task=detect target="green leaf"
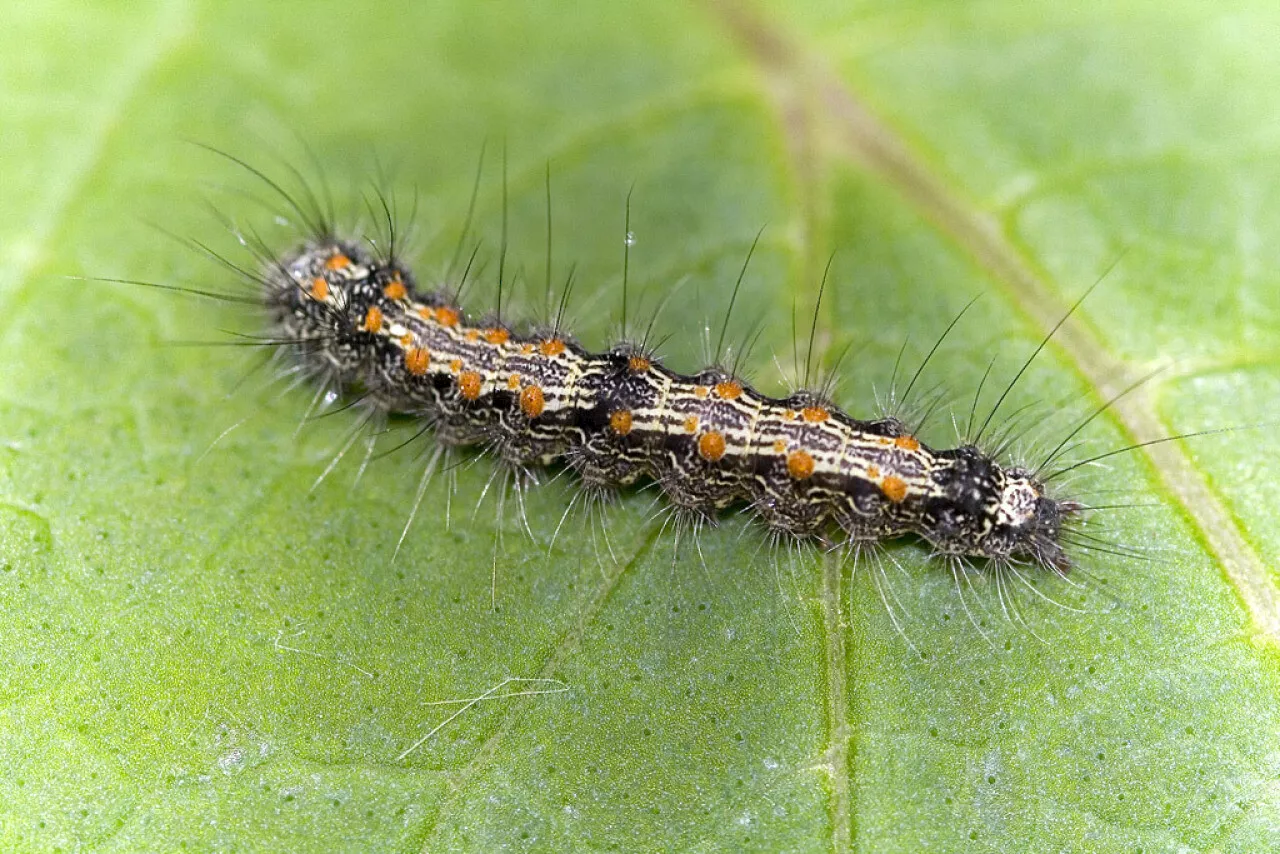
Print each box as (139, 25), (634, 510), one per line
(3, 1), (1280, 850)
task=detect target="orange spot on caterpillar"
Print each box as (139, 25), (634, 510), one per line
(782, 410), (796, 420)
(465, 330), (479, 341)
(540, 339), (566, 357)
(715, 381), (742, 400)
(802, 406), (829, 423)
(383, 280), (408, 300)
(449, 358), (463, 373)
(485, 328), (509, 345)
(894, 435), (920, 451)
(520, 385), (545, 418)
(881, 476), (908, 503)
(436, 306), (459, 327)
(361, 306), (384, 333)
(772, 439), (786, 453)
(404, 348), (430, 376)
(507, 374), (521, 390)
(628, 355), (651, 373)
(877, 436), (893, 446)
(324, 253), (351, 270)
(683, 416), (699, 433)
(458, 371), (482, 401)
(609, 410), (633, 436)
(309, 277), (329, 300)
(698, 431), (726, 462)
(787, 449), (815, 480)
(867, 464), (880, 479)
(521, 343), (534, 355)
(399, 334), (414, 346)
(694, 386), (709, 399)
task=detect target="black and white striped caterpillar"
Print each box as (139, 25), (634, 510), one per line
(262, 237), (1084, 575)
(119, 150), (1184, 590)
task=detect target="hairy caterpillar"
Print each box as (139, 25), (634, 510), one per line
(112, 148), (1196, 604)
(209, 165), (1110, 584)
(278, 233), (1092, 569)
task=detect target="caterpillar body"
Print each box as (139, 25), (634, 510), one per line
(268, 233), (1083, 573)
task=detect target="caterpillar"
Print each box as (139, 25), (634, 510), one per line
(112, 148), (1191, 602)
(250, 202), (1086, 577)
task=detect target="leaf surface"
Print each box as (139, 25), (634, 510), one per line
(2, 1), (1279, 851)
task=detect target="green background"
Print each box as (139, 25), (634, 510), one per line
(2, 1), (1279, 851)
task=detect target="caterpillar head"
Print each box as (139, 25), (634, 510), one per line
(924, 448), (1082, 571)
(987, 467), (1083, 571)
